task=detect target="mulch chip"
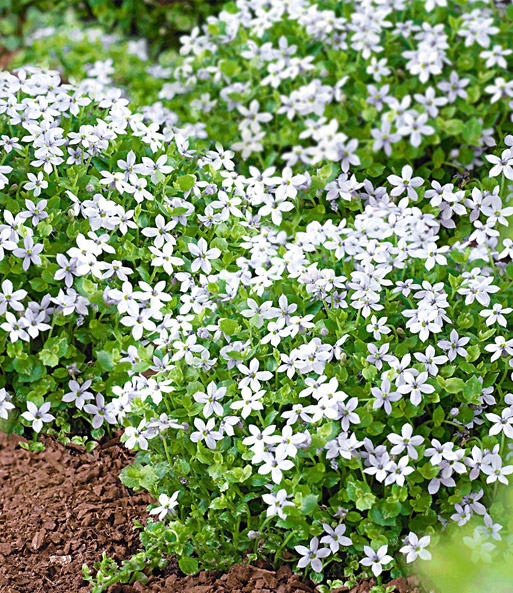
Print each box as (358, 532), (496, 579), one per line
(0, 432), (420, 593)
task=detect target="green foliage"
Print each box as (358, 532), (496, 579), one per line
(4, 0), (513, 590)
(0, 0), (223, 53)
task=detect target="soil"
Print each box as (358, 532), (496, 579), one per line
(0, 432), (421, 593)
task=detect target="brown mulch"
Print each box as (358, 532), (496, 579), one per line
(139, 569), (422, 593)
(0, 431), (153, 593)
(0, 431), (420, 593)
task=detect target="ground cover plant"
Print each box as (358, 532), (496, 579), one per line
(0, 0), (223, 55)
(2, 0), (513, 591)
(20, 0), (513, 191)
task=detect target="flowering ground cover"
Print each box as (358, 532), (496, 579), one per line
(0, 431), (419, 593)
(2, 0), (513, 591)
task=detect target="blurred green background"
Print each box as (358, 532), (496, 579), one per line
(0, 0), (223, 55)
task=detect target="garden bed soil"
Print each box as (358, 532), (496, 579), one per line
(0, 432), (420, 593)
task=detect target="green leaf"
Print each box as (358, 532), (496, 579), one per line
(362, 366), (377, 381)
(457, 406), (474, 425)
(433, 406), (445, 427)
(310, 175), (325, 191)
(219, 59), (240, 77)
(367, 163), (385, 177)
(410, 492), (432, 512)
(138, 465), (158, 489)
(179, 557), (199, 575)
(210, 495), (228, 510)
(17, 361), (45, 383)
(29, 277), (49, 292)
(89, 320), (111, 341)
(306, 463), (326, 484)
(119, 463), (143, 489)
(13, 356), (33, 375)
(301, 493), (319, 515)
(432, 147), (445, 169)
(479, 328), (495, 341)
(168, 206), (189, 217)
(356, 492), (376, 511)
(175, 174), (196, 192)
(368, 421), (385, 436)
(462, 376), (482, 402)
(211, 237), (228, 252)
(445, 378), (465, 394)
(443, 119), (465, 136)
(467, 344), (480, 362)
(219, 318), (241, 336)
(462, 118), (482, 145)
(96, 350), (114, 371)
(38, 349), (59, 367)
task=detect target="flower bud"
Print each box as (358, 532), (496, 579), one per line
(248, 530), (261, 540)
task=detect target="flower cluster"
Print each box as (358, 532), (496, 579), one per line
(4, 0), (513, 588)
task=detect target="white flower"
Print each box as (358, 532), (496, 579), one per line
(124, 420), (150, 450)
(400, 533), (431, 563)
(320, 523), (352, 553)
(239, 358), (273, 390)
(384, 455), (414, 486)
(485, 409), (513, 439)
(257, 450), (294, 484)
(295, 537), (331, 573)
(438, 330), (470, 362)
(262, 489), (294, 520)
(485, 336), (513, 362)
(482, 455), (513, 485)
(149, 491), (180, 521)
(12, 235), (44, 271)
(0, 388), (14, 420)
(0, 165), (12, 190)
(366, 315), (390, 340)
(150, 242), (184, 275)
(193, 382), (226, 418)
(480, 304), (511, 327)
(21, 401), (55, 433)
(188, 238), (221, 274)
(486, 150), (513, 179)
(230, 387), (264, 418)
(24, 172), (48, 197)
(1, 312), (30, 343)
(84, 394), (117, 429)
(388, 165), (424, 200)
(388, 424), (424, 460)
(398, 371), (434, 406)
(360, 544), (393, 576)
(371, 378), (401, 414)
(190, 418), (223, 450)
